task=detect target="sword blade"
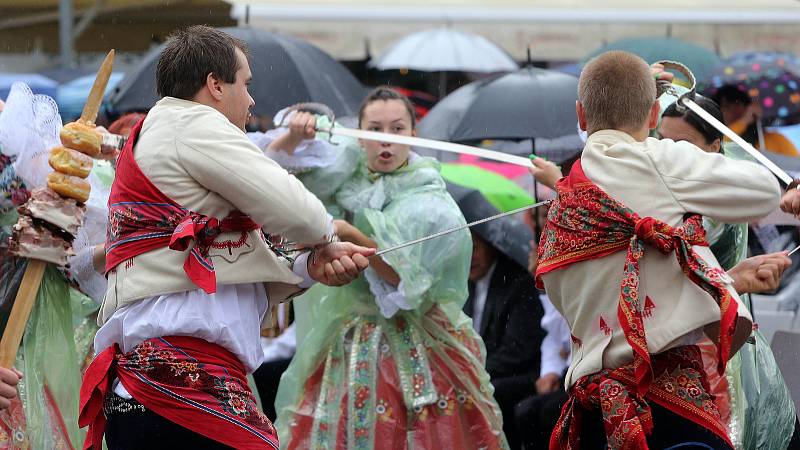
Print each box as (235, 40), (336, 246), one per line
(681, 98), (794, 185)
(322, 126), (534, 168)
(374, 200), (551, 257)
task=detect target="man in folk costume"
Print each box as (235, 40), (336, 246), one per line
(78, 26), (373, 450)
(536, 51), (786, 449)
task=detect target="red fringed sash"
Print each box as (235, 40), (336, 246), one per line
(536, 160), (738, 448)
(79, 337), (278, 450)
(104, 116), (259, 294)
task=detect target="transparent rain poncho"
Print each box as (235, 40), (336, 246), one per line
(265, 117), (509, 449)
(703, 143), (797, 450)
(0, 82), (105, 449)
(657, 85), (796, 448)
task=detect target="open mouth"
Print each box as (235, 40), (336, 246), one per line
(379, 151), (393, 160)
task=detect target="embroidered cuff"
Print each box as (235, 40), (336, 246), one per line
(364, 265), (411, 319)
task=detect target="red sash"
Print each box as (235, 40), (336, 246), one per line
(79, 337), (278, 450)
(105, 116), (260, 294)
(550, 346), (731, 450)
(536, 160), (738, 448)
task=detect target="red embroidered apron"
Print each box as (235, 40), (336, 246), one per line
(79, 336), (278, 450)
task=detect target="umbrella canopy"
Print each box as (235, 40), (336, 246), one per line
(0, 73), (57, 102)
(701, 52), (800, 122)
(371, 28), (518, 73)
(441, 163), (533, 212)
(418, 66), (580, 144)
(57, 72), (125, 122)
(583, 36), (720, 82)
(455, 189), (533, 269)
(108, 27), (366, 119)
(772, 124), (800, 153)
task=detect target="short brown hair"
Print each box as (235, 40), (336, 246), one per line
(156, 25), (250, 100)
(578, 51), (656, 133)
(358, 86), (416, 129)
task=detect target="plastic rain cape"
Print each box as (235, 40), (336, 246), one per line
(270, 117), (508, 449)
(0, 82), (107, 449)
(658, 86), (796, 449)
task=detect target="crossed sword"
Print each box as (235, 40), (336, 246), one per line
(310, 97), (795, 256)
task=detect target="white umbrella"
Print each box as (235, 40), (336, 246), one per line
(371, 28), (518, 96)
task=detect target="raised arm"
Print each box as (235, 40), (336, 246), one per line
(178, 118), (330, 244)
(649, 140), (781, 223)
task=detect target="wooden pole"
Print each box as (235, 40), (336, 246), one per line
(0, 260), (46, 368)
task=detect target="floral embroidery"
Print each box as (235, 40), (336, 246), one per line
(536, 160), (738, 395)
(111, 337), (276, 447)
(346, 321), (381, 450)
(551, 346), (731, 450)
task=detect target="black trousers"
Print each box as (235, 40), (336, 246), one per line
(252, 357), (292, 422)
(104, 393), (235, 450)
(514, 389), (568, 450)
(578, 402), (734, 450)
(491, 373), (539, 450)
(789, 416), (800, 450)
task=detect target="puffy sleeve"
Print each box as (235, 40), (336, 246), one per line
(647, 139), (781, 224)
(177, 113), (330, 244)
(355, 190), (471, 317)
(251, 115), (362, 216)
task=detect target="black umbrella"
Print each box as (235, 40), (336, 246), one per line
(108, 27), (366, 119)
(455, 190), (533, 269)
(419, 66), (580, 143)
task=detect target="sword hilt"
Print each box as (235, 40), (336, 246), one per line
(654, 60), (697, 113)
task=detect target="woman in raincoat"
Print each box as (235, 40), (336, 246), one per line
(658, 93), (799, 450)
(255, 87), (508, 450)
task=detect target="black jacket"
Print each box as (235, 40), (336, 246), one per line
(464, 253), (545, 380)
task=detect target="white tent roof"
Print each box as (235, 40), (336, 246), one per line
(226, 1), (800, 60)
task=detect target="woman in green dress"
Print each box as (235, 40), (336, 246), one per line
(259, 87), (508, 450)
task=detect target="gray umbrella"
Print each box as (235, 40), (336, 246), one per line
(419, 66), (579, 141)
(417, 66), (582, 162)
(455, 190), (533, 269)
(108, 27), (366, 118)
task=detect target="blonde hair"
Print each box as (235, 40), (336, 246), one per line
(578, 51), (656, 133)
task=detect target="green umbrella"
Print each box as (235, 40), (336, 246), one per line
(441, 163), (534, 212)
(583, 37), (720, 82)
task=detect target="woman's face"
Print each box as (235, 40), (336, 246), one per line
(659, 116), (721, 153)
(359, 99), (414, 173)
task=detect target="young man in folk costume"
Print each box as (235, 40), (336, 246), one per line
(78, 26), (373, 450)
(535, 51), (783, 449)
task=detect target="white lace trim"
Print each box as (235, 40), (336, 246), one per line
(364, 265), (410, 319)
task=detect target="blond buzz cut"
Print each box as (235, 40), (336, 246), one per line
(578, 50), (657, 134)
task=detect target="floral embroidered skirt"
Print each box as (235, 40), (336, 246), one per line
(276, 304), (508, 450)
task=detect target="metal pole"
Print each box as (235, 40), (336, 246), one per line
(59, 0), (75, 68)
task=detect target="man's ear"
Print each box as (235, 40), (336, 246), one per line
(710, 138), (722, 153)
(647, 101), (661, 130)
(205, 73), (224, 101)
(576, 101), (587, 131)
